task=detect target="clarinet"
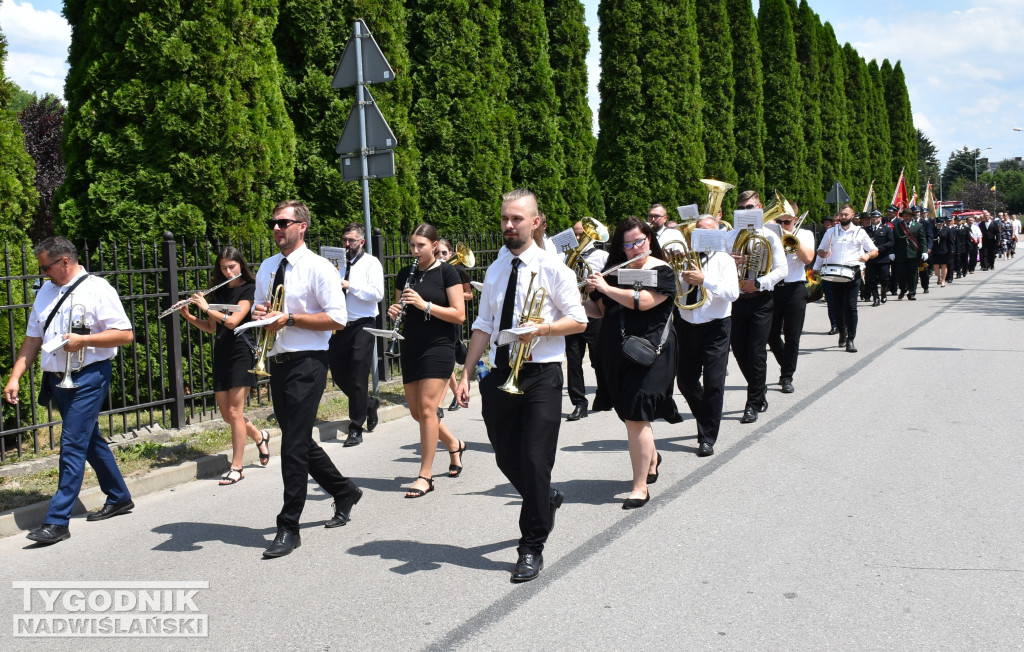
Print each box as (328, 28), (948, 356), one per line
(385, 263), (417, 357)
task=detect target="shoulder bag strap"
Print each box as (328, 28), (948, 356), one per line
(42, 274), (91, 333)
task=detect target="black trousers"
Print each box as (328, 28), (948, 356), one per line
(888, 262), (899, 294)
(730, 292), (773, 408)
(864, 262), (890, 301)
(480, 363), (562, 556)
(896, 259), (920, 295)
(328, 317), (375, 430)
(676, 316), (731, 446)
(270, 351), (356, 534)
(768, 283), (807, 380)
(565, 318), (601, 409)
(827, 270), (862, 339)
(919, 264), (931, 290)
(821, 281), (837, 329)
(955, 251), (968, 276)
(967, 243), (979, 272)
(981, 244), (996, 270)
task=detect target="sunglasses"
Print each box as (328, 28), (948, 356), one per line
(739, 203), (758, 210)
(39, 257), (66, 273)
(267, 218), (302, 230)
(623, 237), (648, 250)
(778, 219), (793, 225)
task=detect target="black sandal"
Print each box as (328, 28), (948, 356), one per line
(448, 440), (467, 478)
(405, 476), (434, 498)
(257, 430), (271, 466)
(219, 468), (244, 485)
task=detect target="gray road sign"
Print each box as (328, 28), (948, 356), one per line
(825, 181), (851, 204)
(332, 20), (395, 88)
(336, 87), (397, 154)
(340, 149), (395, 181)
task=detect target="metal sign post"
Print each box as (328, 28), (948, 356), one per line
(824, 181), (851, 218)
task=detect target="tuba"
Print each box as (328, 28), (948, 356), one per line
(56, 297), (89, 389)
(498, 272), (547, 395)
(665, 242), (708, 310)
(448, 243), (475, 268)
(249, 280), (286, 377)
(564, 217), (609, 297)
(702, 178), (735, 232)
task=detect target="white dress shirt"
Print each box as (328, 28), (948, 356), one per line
(970, 223), (982, 244)
(654, 226), (685, 250)
(343, 252), (384, 321)
(725, 227), (788, 291)
(254, 244), (347, 354)
(767, 227), (815, 283)
(565, 245), (609, 277)
(817, 224), (877, 270)
(677, 251), (739, 324)
(472, 241), (587, 365)
(27, 269), (132, 372)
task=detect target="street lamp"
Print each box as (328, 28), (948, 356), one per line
(974, 146), (992, 182)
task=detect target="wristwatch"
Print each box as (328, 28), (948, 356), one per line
(286, 313), (295, 327)
(753, 279), (762, 290)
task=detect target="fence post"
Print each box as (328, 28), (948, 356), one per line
(371, 228), (388, 383)
(161, 232), (186, 428)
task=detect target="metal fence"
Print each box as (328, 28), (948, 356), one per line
(1, 229), (507, 462)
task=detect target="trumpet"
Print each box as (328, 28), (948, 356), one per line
(159, 274), (242, 318)
(249, 280), (286, 377)
(447, 243), (475, 268)
(578, 251), (651, 290)
(498, 272), (547, 395)
(565, 217), (610, 298)
(665, 242), (708, 310)
(56, 298), (89, 389)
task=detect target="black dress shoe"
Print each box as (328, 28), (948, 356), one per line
(871, 299), (880, 307)
(838, 332), (847, 346)
(26, 523), (70, 545)
(567, 404), (588, 421)
(447, 397), (460, 412)
(343, 428), (362, 447)
(696, 442), (714, 457)
(549, 488), (564, 531)
(827, 327), (838, 335)
(898, 290), (905, 300)
(622, 490), (650, 510)
(740, 406), (757, 424)
(365, 397), (380, 432)
(881, 295), (887, 303)
(908, 295), (916, 301)
(780, 377), (794, 393)
(86, 500), (135, 521)
(846, 339), (858, 353)
(326, 486), (363, 528)
(263, 529), (301, 558)
(758, 397), (769, 413)
(511, 553), (544, 583)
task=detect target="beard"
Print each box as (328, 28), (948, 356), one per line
(504, 232), (528, 250)
(840, 217), (853, 226)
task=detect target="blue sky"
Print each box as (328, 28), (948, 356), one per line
(4, 0), (1023, 173)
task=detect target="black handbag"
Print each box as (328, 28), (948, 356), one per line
(454, 339), (468, 365)
(619, 310), (672, 368)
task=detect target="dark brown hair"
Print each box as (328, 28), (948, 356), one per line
(602, 217), (665, 271)
(211, 246), (256, 287)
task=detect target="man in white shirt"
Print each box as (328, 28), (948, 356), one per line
(254, 200), (361, 558)
(4, 237), (135, 545)
(564, 220), (609, 421)
(648, 203), (685, 250)
(456, 189), (587, 583)
(328, 223), (385, 447)
(816, 203), (878, 353)
(673, 216), (739, 457)
(766, 206), (816, 394)
(727, 190), (788, 424)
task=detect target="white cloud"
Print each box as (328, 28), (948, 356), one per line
(1, 0), (70, 97)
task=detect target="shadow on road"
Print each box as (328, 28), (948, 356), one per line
(347, 537), (517, 575)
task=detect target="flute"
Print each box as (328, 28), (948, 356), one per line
(578, 251), (651, 288)
(159, 274), (242, 318)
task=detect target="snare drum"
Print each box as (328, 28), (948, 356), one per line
(820, 264), (857, 283)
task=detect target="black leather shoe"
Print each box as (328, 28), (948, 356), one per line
(26, 523), (70, 545)
(697, 442), (714, 457)
(740, 407), (758, 424)
(511, 553), (544, 583)
(365, 397), (380, 432)
(880, 295), (887, 303)
(343, 428), (362, 448)
(838, 332), (847, 346)
(263, 529), (301, 558)
(827, 327), (838, 335)
(447, 397), (460, 412)
(780, 377), (794, 394)
(567, 404), (588, 421)
(549, 488), (564, 531)
(923, 288), (929, 294)
(872, 299), (880, 307)
(758, 397), (769, 413)
(908, 295), (916, 301)
(898, 290), (905, 300)
(86, 500), (135, 521)
(846, 339), (858, 353)
(622, 490), (650, 510)
(325, 487), (363, 528)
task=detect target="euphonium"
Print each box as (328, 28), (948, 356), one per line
(665, 242), (708, 310)
(498, 272), (547, 395)
(565, 217), (609, 296)
(733, 227), (774, 282)
(448, 243), (475, 268)
(249, 281), (286, 377)
(57, 298), (89, 389)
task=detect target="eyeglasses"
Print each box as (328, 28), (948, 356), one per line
(647, 213), (666, 220)
(778, 219), (793, 225)
(341, 237), (362, 244)
(739, 203), (758, 210)
(438, 250), (450, 257)
(39, 257), (66, 273)
(623, 237), (648, 250)
(267, 219), (302, 230)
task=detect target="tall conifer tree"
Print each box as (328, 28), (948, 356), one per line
(501, 0), (567, 224)
(866, 59), (893, 205)
(696, 0), (737, 197)
(726, 0), (765, 195)
(842, 43), (871, 203)
(886, 61), (918, 191)
(545, 0), (603, 220)
(817, 22), (849, 212)
(758, 0), (806, 203)
(794, 0), (824, 218)
(57, 0), (295, 240)
(0, 9), (39, 241)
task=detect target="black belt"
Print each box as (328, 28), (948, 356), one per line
(268, 350), (321, 364)
(348, 316), (375, 327)
(737, 291), (771, 299)
(775, 281), (804, 287)
(494, 362), (560, 374)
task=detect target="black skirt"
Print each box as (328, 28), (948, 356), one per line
(212, 334), (257, 391)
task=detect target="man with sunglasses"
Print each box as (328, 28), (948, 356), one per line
(4, 237), (135, 545)
(766, 206), (815, 394)
(328, 223), (385, 448)
(648, 203), (685, 250)
(727, 190), (788, 424)
(254, 201), (362, 558)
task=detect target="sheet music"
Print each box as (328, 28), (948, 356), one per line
(550, 228), (579, 255)
(733, 209), (765, 230)
(617, 269), (658, 288)
(207, 304), (243, 313)
(319, 246), (348, 278)
(233, 315), (279, 334)
(676, 204), (700, 221)
(496, 324), (538, 346)
(42, 338), (68, 354)
(690, 228), (728, 253)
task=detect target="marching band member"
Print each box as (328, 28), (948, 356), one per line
(766, 204), (815, 394)
(648, 203), (685, 250)
(564, 220), (608, 421)
(674, 216), (739, 457)
(456, 189), (587, 583)
(816, 204), (878, 353)
(4, 237), (135, 545)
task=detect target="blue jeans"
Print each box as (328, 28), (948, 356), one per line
(45, 360), (131, 526)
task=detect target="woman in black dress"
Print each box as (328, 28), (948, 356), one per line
(180, 247), (270, 485)
(387, 224), (467, 498)
(930, 217), (952, 287)
(583, 217), (681, 509)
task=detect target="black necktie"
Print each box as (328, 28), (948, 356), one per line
(273, 258), (287, 294)
(686, 254), (707, 305)
(495, 257), (521, 369)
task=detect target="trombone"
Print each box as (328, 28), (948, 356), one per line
(249, 280), (286, 377)
(498, 272), (547, 395)
(665, 242), (708, 310)
(56, 297), (89, 389)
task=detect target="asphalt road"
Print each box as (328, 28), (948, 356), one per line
(4, 257), (1023, 651)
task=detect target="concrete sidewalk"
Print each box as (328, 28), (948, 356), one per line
(3, 258), (1023, 650)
